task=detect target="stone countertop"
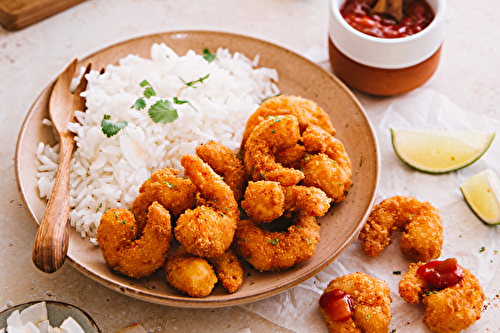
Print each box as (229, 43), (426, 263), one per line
(1, 0), (499, 332)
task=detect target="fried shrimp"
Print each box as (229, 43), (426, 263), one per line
(174, 154), (239, 258)
(241, 95), (336, 147)
(241, 181), (331, 223)
(358, 195), (443, 262)
(131, 168), (197, 233)
(208, 249), (243, 293)
(233, 212), (320, 272)
(319, 272), (392, 333)
(399, 259), (485, 333)
(96, 202), (172, 279)
(301, 125), (352, 202)
(244, 115), (304, 186)
(164, 248), (218, 298)
(196, 141), (246, 201)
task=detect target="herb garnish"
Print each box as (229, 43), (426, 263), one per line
(101, 115), (128, 138)
(148, 100), (179, 124)
(180, 74), (210, 88)
(203, 48), (216, 62)
(140, 80), (156, 98)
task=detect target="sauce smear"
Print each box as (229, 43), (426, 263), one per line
(340, 0), (435, 38)
(319, 289), (354, 322)
(417, 258), (464, 291)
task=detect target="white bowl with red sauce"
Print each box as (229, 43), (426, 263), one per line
(328, 0), (446, 96)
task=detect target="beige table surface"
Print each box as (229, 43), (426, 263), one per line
(1, 0), (499, 332)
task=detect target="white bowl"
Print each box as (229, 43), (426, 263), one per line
(328, 0), (446, 95)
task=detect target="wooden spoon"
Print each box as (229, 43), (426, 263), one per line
(32, 60), (90, 273)
(372, 0), (404, 22)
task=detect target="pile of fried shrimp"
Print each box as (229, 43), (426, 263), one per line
(96, 95), (353, 298)
(318, 195), (485, 333)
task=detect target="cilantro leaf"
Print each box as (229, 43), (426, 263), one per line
(101, 115), (128, 138)
(139, 80), (156, 98)
(203, 48), (216, 62)
(173, 97), (189, 105)
(148, 100), (179, 124)
(179, 74), (210, 88)
(132, 97), (146, 110)
(144, 86), (156, 98)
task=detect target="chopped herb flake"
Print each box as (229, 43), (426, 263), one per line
(203, 48), (216, 62)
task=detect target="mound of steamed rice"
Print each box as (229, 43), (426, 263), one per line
(36, 43), (279, 242)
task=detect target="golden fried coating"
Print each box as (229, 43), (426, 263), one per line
(283, 185), (331, 217)
(244, 115), (304, 186)
(275, 144), (307, 169)
(358, 196), (443, 261)
(97, 202), (172, 279)
(241, 181), (331, 223)
(233, 212), (320, 272)
(175, 154), (239, 258)
(301, 125), (352, 202)
(131, 168), (197, 233)
(320, 272), (392, 333)
(164, 249), (218, 298)
(241, 181), (285, 223)
(196, 141), (247, 201)
(399, 261), (485, 333)
(208, 249), (244, 294)
(241, 95), (336, 147)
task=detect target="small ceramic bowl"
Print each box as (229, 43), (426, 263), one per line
(0, 300), (101, 332)
(328, 0), (446, 96)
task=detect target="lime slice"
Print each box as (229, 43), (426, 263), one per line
(391, 129), (495, 174)
(460, 169), (500, 225)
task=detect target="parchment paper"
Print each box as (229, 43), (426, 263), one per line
(239, 50), (500, 332)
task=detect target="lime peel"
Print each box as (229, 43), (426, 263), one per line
(391, 129), (495, 174)
(460, 169), (500, 225)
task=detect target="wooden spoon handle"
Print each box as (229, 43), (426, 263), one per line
(32, 135), (74, 273)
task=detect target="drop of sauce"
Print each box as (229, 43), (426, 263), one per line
(417, 258), (464, 291)
(319, 289), (354, 322)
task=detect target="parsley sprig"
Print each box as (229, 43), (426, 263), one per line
(148, 100), (179, 124)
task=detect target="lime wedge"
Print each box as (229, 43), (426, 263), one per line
(460, 169), (500, 225)
(391, 129), (495, 174)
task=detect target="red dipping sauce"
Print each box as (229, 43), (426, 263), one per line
(340, 0), (435, 38)
(417, 258), (464, 291)
(319, 289), (354, 322)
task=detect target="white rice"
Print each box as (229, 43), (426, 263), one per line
(36, 43), (280, 241)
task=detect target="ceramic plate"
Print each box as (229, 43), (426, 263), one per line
(0, 301), (101, 332)
(15, 30), (379, 308)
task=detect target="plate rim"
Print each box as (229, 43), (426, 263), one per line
(15, 29), (380, 308)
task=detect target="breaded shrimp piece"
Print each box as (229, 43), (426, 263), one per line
(175, 154), (239, 258)
(242, 95), (336, 147)
(399, 260), (485, 333)
(275, 144), (307, 169)
(131, 168), (197, 233)
(208, 249), (244, 294)
(232, 212), (320, 272)
(319, 272), (392, 333)
(196, 141), (247, 201)
(164, 248), (218, 298)
(358, 196), (443, 261)
(97, 202), (172, 279)
(301, 125), (352, 202)
(241, 181), (285, 223)
(241, 181), (331, 223)
(244, 115), (304, 186)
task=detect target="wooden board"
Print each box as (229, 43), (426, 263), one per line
(0, 0), (86, 31)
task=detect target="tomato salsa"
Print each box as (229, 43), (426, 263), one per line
(340, 0), (435, 38)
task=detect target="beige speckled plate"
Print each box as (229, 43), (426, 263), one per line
(15, 30), (379, 308)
